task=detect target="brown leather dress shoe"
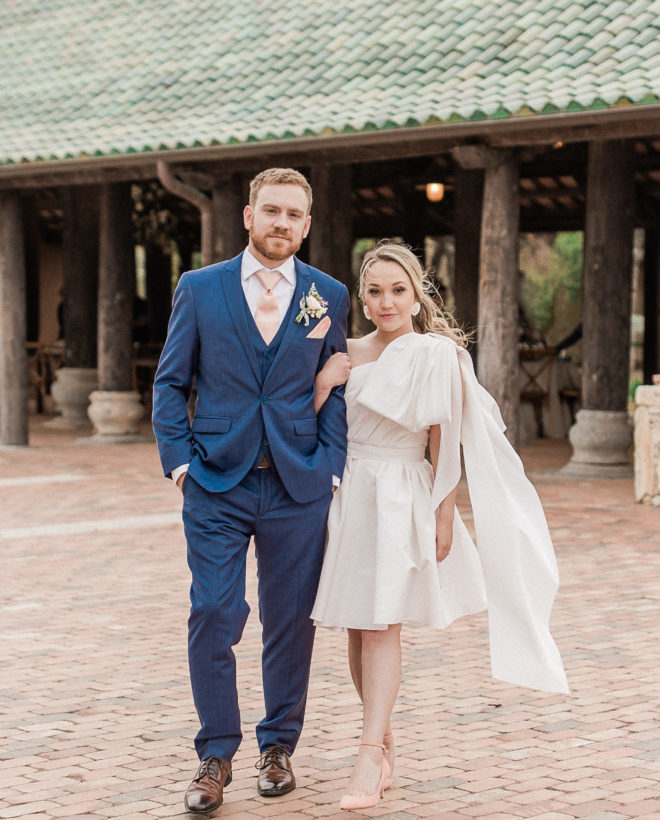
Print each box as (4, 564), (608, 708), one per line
(256, 745), (296, 797)
(184, 756), (232, 814)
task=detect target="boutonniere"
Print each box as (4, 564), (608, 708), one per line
(294, 282), (328, 326)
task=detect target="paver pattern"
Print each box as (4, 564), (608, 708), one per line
(1, 423), (659, 819)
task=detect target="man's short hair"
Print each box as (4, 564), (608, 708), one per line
(249, 168), (313, 214)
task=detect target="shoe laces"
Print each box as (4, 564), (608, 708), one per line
(255, 744), (289, 771)
(197, 756), (221, 781)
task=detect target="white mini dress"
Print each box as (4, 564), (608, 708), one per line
(311, 332), (569, 695)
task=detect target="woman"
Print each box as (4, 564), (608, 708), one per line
(311, 242), (568, 811)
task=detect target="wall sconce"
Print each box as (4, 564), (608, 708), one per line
(425, 182), (445, 202)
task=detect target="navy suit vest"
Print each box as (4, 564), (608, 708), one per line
(244, 291), (296, 467)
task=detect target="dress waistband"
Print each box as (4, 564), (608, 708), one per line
(347, 441), (426, 463)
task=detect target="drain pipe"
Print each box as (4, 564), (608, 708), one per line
(156, 160), (213, 266)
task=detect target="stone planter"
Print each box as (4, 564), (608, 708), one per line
(87, 390), (144, 437)
(634, 385), (660, 505)
(46, 367), (98, 428)
(562, 408), (633, 477)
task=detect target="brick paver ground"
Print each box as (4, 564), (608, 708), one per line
(1, 420), (659, 819)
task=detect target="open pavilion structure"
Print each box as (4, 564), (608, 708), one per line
(1, 0), (660, 475)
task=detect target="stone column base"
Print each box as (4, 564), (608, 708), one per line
(561, 408), (633, 478)
(634, 385), (660, 505)
(85, 390), (146, 442)
(44, 367), (98, 429)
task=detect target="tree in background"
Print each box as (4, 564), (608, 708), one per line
(519, 232), (583, 356)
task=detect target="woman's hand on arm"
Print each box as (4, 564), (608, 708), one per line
(314, 352), (351, 413)
(435, 495), (456, 562)
(429, 423), (457, 563)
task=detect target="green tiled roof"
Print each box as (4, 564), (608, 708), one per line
(2, 0), (660, 167)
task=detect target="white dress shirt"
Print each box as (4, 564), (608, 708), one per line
(241, 247), (296, 320)
(173, 248), (339, 489)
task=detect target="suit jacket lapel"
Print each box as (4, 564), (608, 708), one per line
(265, 259), (312, 385)
(219, 254), (261, 381)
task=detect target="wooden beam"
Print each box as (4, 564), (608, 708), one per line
(477, 150), (521, 447)
(0, 191), (28, 445)
(452, 144), (504, 170)
(520, 185), (584, 200)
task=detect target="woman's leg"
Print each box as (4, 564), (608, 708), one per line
(347, 628), (363, 696)
(347, 629), (395, 777)
(345, 624), (401, 796)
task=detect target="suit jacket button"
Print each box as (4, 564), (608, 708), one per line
(262, 396), (269, 403)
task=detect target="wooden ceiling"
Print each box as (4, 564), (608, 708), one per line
(31, 135), (660, 246)
(350, 137), (660, 237)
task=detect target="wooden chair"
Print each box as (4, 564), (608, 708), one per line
(559, 385), (581, 425)
(519, 350), (555, 438)
(26, 342), (46, 413)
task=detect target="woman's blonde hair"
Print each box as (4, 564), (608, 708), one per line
(358, 241), (469, 347)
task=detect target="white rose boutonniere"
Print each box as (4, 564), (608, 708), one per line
(294, 282), (328, 326)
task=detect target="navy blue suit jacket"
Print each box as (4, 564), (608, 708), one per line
(152, 253), (350, 504)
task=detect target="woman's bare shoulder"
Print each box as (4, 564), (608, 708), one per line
(347, 334), (376, 366)
(347, 336), (364, 349)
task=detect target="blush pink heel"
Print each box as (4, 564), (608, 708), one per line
(339, 742), (391, 811)
(383, 732), (394, 790)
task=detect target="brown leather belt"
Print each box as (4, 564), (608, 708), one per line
(257, 456), (271, 469)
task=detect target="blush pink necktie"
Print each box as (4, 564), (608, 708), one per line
(254, 269), (283, 344)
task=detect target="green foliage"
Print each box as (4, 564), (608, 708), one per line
(519, 232), (583, 342)
(629, 377), (643, 404)
(552, 232), (583, 305)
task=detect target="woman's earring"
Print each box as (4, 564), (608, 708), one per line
(363, 305), (372, 321)
(411, 302), (421, 317)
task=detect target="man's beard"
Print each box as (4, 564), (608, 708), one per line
(250, 230), (303, 262)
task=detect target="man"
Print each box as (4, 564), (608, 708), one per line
(152, 168), (349, 814)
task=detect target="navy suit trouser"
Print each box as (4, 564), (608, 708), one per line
(181, 466), (332, 762)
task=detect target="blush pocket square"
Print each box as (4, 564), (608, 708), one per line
(306, 316), (331, 339)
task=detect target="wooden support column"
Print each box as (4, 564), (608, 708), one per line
(473, 149), (520, 447)
(582, 141), (635, 412)
(23, 194), (40, 344)
(453, 167), (483, 346)
(63, 186), (99, 368)
(47, 186), (100, 428)
(212, 174), (245, 261)
(98, 182), (134, 391)
(643, 226), (659, 383)
(87, 182), (143, 438)
(145, 242), (172, 343)
(564, 139), (635, 476)
(0, 191), (28, 445)
(309, 164), (352, 290)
